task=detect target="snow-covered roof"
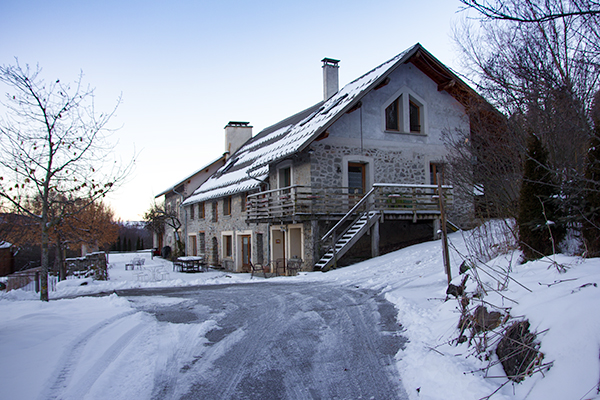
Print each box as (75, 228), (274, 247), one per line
(183, 44), (420, 205)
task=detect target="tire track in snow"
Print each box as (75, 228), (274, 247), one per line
(176, 289), (289, 399)
(40, 310), (140, 400)
(61, 322), (146, 399)
(149, 321), (217, 400)
(118, 282), (409, 399)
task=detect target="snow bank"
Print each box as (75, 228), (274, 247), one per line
(1, 232), (599, 399)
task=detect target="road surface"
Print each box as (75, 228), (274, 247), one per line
(117, 281), (408, 400)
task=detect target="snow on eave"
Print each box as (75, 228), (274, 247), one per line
(0, 241), (12, 249)
(182, 170), (268, 206)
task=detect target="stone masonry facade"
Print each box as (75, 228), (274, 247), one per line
(185, 193), (269, 272)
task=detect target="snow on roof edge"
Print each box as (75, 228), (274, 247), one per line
(182, 173), (268, 205)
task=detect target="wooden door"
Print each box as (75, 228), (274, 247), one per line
(241, 235), (251, 270)
(348, 162), (366, 195)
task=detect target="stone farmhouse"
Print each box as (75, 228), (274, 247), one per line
(176, 43), (485, 273)
(154, 155), (226, 253)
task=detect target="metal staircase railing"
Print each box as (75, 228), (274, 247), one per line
(317, 187), (379, 271)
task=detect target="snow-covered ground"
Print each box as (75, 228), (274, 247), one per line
(1, 228), (599, 400)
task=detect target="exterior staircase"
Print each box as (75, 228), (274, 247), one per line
(315, 210), (380, 271)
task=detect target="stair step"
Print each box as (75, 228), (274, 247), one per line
(317, 210), (382, 270)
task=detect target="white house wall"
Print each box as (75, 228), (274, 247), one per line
(321, 62), (468, 178)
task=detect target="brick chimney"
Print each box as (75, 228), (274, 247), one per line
(224, 121), (252, 158)
(322, 58), (340, 101)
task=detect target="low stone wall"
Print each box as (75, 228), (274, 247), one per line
(66, 252), (108, 280)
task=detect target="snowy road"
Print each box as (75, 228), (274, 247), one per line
(118, 282), (408, 400)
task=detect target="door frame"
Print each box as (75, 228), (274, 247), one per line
(235, 230), (253, 271)
(341, 155), (373, 194)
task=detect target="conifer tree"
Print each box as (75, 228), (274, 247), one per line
(583, 92), (600, 256)
(517, 133), (564, 260)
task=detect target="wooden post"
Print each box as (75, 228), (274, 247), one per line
(371, 219), (380, 258)
(437, 174), (452, 285)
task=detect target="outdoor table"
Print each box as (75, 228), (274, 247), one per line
(175, 256), (207, 273)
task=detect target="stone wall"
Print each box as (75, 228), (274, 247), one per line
(185, 193), (269, 272)
(309, 143), (428, 187)
(66, 252), (108, 280)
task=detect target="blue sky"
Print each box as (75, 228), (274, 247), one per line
(1, 0), (467, 221)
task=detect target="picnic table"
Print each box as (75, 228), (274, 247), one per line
(174, 256), (208, 273)
(125, 257), (145, 270)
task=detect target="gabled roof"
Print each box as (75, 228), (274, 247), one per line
(155, 154), (227, 198)
(183, 43), (477, 206)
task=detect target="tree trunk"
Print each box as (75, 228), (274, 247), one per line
(56, 240), (66, 281)
(40, 221), (49, 301)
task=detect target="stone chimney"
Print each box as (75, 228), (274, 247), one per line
(224, 121), (252, 157)
(322, 58), (340, 101)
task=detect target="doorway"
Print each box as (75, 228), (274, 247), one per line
(241, 235), (251, 270)
(348, 162), (366, 195)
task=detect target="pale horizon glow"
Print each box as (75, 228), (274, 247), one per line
(1, 0), (467, 221)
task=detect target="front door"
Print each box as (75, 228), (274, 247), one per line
(241, 235), (251, 270)
(348, 162), (366, 195)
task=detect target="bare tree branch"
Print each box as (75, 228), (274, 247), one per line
(0, 60), (133, 300)
(459, 0), (600, 23)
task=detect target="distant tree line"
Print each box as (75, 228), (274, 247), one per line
(110, 221), (152, 253)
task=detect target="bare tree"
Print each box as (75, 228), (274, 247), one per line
(452, 0), (600, 238)
(459, 0), (600, 23)
(143, 201), (183, 258)
(0, 61), (131, 300)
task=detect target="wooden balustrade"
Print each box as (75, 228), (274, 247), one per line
(246, 184), (452, 222)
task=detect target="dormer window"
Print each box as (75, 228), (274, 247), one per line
(383, 88), (426, 134)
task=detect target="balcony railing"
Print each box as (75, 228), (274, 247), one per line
(246, 183), (452, 222)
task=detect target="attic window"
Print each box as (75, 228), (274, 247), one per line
(409, 100), (420, 133)
(383, 88), (427, 135)
(385, 98), (400, 131)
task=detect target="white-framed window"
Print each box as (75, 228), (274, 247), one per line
(222, 231), (233, 259)
(383, 87), (427, 135)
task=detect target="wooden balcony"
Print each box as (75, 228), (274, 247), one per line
(246, 183), (452, 223)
